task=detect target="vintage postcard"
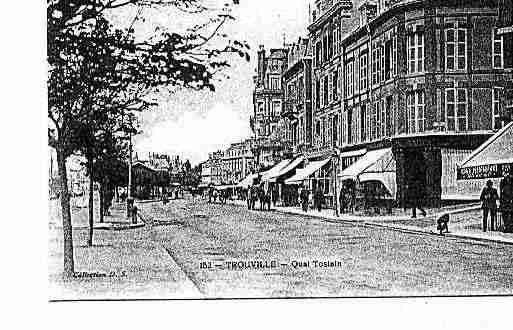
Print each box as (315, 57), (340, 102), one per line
(47, 0), (513, 301)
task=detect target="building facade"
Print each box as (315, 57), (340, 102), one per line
(333, 0), (513, 206)
(282, 37), (314, 155)
(221, 140), (255, 185)
(251, 46), (291, 171)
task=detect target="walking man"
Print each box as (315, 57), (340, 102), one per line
(300, 186), (309, 212)
(480, 180), (499, 232)
(409, 181), (427, 219)
(500, 171), (513, 233)
(314, 187), (323, 212)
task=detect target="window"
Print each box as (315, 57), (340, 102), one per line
(328, 28), (334, 59)
(352, 105), (361, 143)
(347, 107), (353, 144)
(332, 115), (339, 147)
(446, 88), (468, 132)
(316, 120), (321, 145)
(381, 98), (387, 137)
(372, 43), (377, 85)
(298, 77), (304, 101)
(272, 101), (281, 116)
(316, 42), (322, 67)
(493, 31), (504, 69)
(446, 26), (467, 71)
(380, 43), (385, 82)
(334, 27), (340, 56)
(360, 53), (368, 91)
(270, 76), (281, 90)
(332, 70), (338, 101)
(374, 100), (381, 139)
(354, 54), (360, 94)
(376, 43), (382, 83)
(323, 33), (329, 62)
(360, 104), (367, 142)
(320, 78), (324, 107)
(324, 75), (329, 105)
(315, 79), (320, 109)
(407, 90), (425, 134)
(493, 87), (504, 130)
(407, 32), (424, 73)
(385, 39), (393, 79)
(322, 118), (326, 146)
(257, 102), (264, 115)
(346, 60), (354, 97)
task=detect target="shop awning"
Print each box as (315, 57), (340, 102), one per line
(261, 159), (292, 182)
(458, 122), (513, 179)
(217, 185), (237, 190)
(339, 149), (367, 159)
(285, 158), (331, 184)
(237, 173), (258, 188)
(339, 148), (391, 180)
(338, 148), (396, 197)
(268, 156), (305, 182)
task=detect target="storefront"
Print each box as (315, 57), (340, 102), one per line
(458, 122), (513, 231)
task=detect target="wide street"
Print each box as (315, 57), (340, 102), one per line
(140, 196), (513, 298)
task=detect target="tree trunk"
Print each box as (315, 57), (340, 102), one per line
(56, 148), (74, 278)
(87, 157), (94, 247)
(99, 179), (104, 224)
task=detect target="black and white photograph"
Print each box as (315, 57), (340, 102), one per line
(45, 0), (513, 304)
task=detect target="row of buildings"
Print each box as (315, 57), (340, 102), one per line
(200, 140), (255, 186)
(240, 0), (513, 209)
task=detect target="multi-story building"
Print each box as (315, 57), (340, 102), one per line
(221, 140), (255, 185)
(286, 0), (358, 207)
(251, 45), (290, 170)
(333, 0), (513, 206)
(282, 37), (314, 155)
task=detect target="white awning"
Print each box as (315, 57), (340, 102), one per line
(357, 148), (397, 197)
(261, 159), (292, 182)
(268, 156), (305, 182)
(285, 158), (331, 184)
(237, 173), (258, 188)
(339, 148), (392, 180)
(359, 172), (397, 198)
(339, 149), (367, 159)
(458, 122), (513, 179)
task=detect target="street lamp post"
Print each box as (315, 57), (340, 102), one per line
(332, 149), (340, 218)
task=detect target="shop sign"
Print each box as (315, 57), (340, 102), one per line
(458, 163), (513, 180)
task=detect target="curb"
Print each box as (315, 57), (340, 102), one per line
(272, 206), (513, 246)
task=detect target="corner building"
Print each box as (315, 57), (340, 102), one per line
(335, 0), (513, 206)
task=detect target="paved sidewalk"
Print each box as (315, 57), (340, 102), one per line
(49, 199), (203, 300)
(227, 199), (513, 246)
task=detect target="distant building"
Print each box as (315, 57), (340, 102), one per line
(221, 139), (255, 184)
(201, 151), (224, 186)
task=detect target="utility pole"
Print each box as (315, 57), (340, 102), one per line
(126, 113), (134, 218)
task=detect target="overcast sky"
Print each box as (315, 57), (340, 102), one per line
(132, 0), (312, 165)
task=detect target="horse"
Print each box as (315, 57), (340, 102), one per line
(247, 186), (258, 210)
(257, 186), (271, 211)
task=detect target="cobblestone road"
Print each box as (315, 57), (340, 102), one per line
(142, 197), (513, 298)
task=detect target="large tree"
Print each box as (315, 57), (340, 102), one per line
(48, 0), (249, 277)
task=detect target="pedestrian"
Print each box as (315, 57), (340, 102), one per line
(480, 180), (499, 232)
(339, 186), (346, 214)
(500, 170), (513, 233)
(314, 187), (323, 212)
(408, 181), (427, 219)
(300, 186), (309, 212)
